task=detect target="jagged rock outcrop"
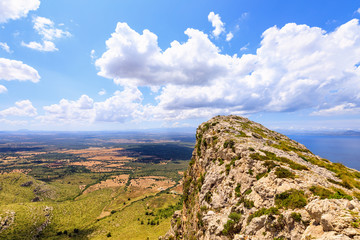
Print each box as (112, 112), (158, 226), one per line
(162, 115), (360, 240)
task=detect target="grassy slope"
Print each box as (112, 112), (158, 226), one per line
(0, 171), (184, 239)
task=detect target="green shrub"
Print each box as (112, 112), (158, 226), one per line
(200, 206), (208, 212)
(228, 212), (241, 222)
(309, 186), (333, 199)
(275, 189), (307, 209)
(310, 185), (353, 200)
(291, 212), (302, 222)
(247, 207), (279, 223)
(222, 220), (235, 236)
(236, 131), (247, 138)
(275, 167), (295, 179)
(263, 160), (278, 172)
(238, 197), (254, 209)
(235, 184), (241, 197)
(256, 171), (267, 180)
(330, 188), (353, 200)
(244, 189), (252, 195)
(225, 164), (231, 175)
(204, 191), (212, 203)
(203, 123), (210, 132)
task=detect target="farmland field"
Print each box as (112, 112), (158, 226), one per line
(0, 131), (194, 239)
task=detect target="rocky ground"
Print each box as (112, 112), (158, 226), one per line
(162, 115), (360, 240)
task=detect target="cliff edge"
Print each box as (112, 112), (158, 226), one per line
(162, 115), (360, 240)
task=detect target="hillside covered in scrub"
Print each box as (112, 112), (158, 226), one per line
(162, 115), (360, 240)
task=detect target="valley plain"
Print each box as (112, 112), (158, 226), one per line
(0, 131), (194, 239)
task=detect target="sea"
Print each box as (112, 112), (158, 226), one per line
(287, 135), (360, 171)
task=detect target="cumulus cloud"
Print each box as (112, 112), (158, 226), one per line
(96, 19), (360, 121)
(208, 12), (225, 37)
(39, 87), (143, 124)
(0, 100), (37, 117)
(226, 32), (233, 41)
(0, 42), (11, 53)
(0, 0), (40, 23)
(22, 16), (71, 52)
(0, 85), (7, 93)
(0, 58), (40, 82)
(40, 95), (95, 123)
(96, 23), (231, 87)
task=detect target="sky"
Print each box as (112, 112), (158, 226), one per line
(0, 0), (360, 131)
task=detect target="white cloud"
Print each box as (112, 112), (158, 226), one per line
(241, 12), (249, 20)
(240, 43), (249, 51)
(90, 49), (96, 60)
(96, 23), (231, 87)
(226, 32), (233, 41)
(94, 87), (143, 122)
(0, 42), (11, 53)
(96, 19), (360, 120)
(0, 58), (40, 82)
(0, 100), (37, 117)
(208, 12), (225, 37)
(41, 95), (94, 123)
(98, 89), (106, 96)
(0, 85), (7, 93)
(357, 8), (360, 14)
(311, 103), (360, 116)
(0, 0), (40, 23)
(33, 16), (71, 40)
(22, 16), (71, 52)
(21, 40), (57, 51)
(39, 87), (143, 124)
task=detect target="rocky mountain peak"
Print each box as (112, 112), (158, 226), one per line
(162, 115), (360, 240)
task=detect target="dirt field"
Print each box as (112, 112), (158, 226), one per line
(129, 176), (176, 192)
(83, 174), (129, 194)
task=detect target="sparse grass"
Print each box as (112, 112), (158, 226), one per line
(275, 167), (295, 179)
(275, 189), (307, 209)
(272, 141), (311, 153)
(250, 150), (308, 171)
(309, 186), (333, 199)
(299, 154), (360, 191)
(235, 131), (247, 138)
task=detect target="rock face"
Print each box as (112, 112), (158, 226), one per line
(162, 115), (360, 240)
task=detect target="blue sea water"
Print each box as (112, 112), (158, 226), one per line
(288, 135), (360, 171)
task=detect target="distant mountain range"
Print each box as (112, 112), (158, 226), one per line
(279, 129), (360, 136)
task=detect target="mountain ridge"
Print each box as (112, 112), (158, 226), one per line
(162, 115), (360, 240)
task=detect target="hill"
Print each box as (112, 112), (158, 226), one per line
(162, 115), (360, 240)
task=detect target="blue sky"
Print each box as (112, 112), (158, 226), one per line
(0, 0), (360, 131)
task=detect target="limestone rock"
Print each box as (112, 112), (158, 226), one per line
(162, 115), (360, 240)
